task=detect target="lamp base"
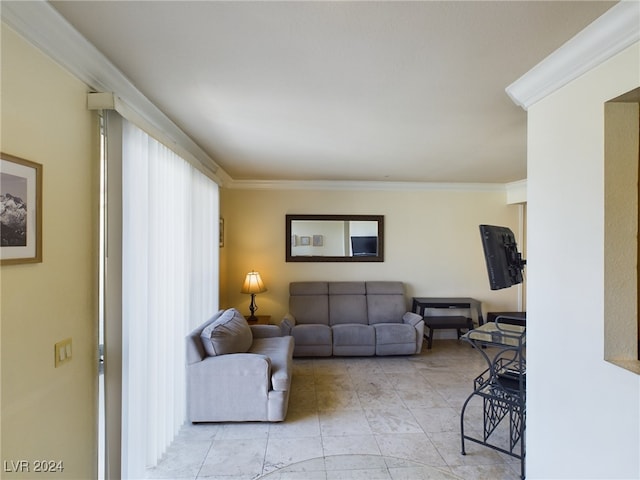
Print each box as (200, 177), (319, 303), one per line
(247, 293), (258, 321)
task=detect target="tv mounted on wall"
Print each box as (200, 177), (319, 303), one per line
(479, 224), (526, 290)
(351, 236), (378, 256)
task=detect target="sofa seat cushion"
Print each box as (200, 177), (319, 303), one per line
(332, 324), (375, 356)
(373, 323), (417, 355)
(200, 308), (253, 356)
(291, 324), (332, 356)
(249, 336), (294, 391)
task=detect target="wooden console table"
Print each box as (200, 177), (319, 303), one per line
(245, 315), (271, 325)
(412, 297), (484, 349)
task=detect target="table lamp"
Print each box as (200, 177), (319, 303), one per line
(241, 271), (267, 321)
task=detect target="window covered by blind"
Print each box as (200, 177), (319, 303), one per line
(120, 119), (219, 476)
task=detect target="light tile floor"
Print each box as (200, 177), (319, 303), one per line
(146, 340), (522, 480)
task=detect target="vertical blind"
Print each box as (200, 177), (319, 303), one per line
(120, 119), (219, 476)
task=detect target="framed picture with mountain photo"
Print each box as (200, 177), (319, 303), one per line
(1, 153), (42, 265)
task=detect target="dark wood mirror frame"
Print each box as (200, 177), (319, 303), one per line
(286, 214), (384, 262)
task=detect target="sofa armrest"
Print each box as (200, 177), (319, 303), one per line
(250, 324), (283, 338)
(278, 313), (296, 336)
(402, 312), (425, 353)
(402, 311), (424, 327)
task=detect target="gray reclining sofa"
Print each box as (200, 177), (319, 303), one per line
(186, 308), (294, 422)
(281, 281), (424, 356)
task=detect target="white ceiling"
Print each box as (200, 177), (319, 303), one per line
(49, 0), (616, 184)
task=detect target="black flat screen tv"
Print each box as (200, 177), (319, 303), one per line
(479, 224), (526, 290)
(351, 236), (378, 256)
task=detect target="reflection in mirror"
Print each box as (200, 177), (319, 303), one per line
(286, 215), (384, 262)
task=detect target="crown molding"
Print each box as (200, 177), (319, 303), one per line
(506, 1), (640, 110)
(225, 179), (513, 192)
(1, 0), (222, 179)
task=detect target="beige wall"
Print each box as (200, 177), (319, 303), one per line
(220, 187), (523, 324)
(1, 26), (99, 479)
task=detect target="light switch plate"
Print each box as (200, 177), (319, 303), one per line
(55, 338), (72, 367)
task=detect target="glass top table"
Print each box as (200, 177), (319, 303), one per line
(460, 320), (526, 479)
(462, 321), (525, 348)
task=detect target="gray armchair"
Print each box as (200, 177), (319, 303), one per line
(186, 308), (294, 422)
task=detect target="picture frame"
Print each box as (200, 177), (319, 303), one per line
(312, 235), (323, 247)
(300, 236), (311, 246)
(219, 218), (224, 247)
(1, 153), (43, 265)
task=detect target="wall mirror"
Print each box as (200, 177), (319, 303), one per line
(286, 214), (384, 262)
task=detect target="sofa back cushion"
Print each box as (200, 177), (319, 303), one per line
(186, 309), (224, 364)
(200, 308), (253, 356)
(366, 281), (404, 295)
(328, 282), (368, 325)
(329, 282), (366, 295)
(289, 282), (329, 325)
(366, 281), (407, 324)
(291, 282), (329, 296)
(329, 295), (368, 325)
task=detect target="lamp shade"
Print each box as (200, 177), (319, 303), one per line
(240, 271), (267, 295)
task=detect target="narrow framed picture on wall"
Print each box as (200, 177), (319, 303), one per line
(219, 218), (224, 247)
(1, 152), (43, 265)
